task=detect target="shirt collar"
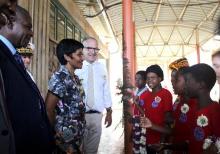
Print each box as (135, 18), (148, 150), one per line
(0, 35), (16, 55)
(59, 65), (70, 75)
(83, 60), (97, 66)
(59, 65), (77, 78)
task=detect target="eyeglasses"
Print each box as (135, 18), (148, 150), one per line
(84, 47), (100, 52)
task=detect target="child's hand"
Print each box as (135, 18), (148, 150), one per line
(134, 96), (139, 104)
(140, 117), (152, 128)
(148, 143), (165, 152)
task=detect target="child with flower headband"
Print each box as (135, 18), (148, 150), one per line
(163, 63), (198, 153)
(184, 63), (220, 153)
(140, 64), (173, 154)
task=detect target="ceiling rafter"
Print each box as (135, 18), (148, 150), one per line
(197, 2), (220, 28)
(74, 0), (220, 65)
(168, 44), (180, 56)
(166, 0), (178, 19)
(171, 0), (190, 49)
(145, 0), (163, 46)
(156, 26), (165, 43)
(145, 26), (155, 45)
(185, 28), (195, 44)
(166, 26), (175, 44)
(136, 24), (213, 33)
(153, 45), (162, 56)
(136, 30), (145, 45)
(136, 43), (197, 47)
(154, 0), (163, 22)
(184, 2), (219, 44)
(196, 0), (208, 19)
(159, 45), (165, 56)
(176, 27), (186, 43)
(177, 0), (190, 21)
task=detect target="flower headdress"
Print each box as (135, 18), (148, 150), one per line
(169, 58), (189, 71)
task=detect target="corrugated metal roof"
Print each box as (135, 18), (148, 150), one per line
(74, 0), (220, 68)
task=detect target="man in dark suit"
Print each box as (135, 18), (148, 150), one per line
(0, 1), (17, 153)
(0, 5), (54, 154)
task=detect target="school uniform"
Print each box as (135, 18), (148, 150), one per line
(142, 88), (173, 144)
(188, 102), (220, 154)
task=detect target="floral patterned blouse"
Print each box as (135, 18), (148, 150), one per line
(48, 65), (85, 150)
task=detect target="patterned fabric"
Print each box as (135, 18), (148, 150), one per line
(132, 116), (147, 154)
(48, 65), (86, 151)
(132, 87), (148, 154)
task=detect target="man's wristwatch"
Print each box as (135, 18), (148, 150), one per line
(106, 107), (112, 113)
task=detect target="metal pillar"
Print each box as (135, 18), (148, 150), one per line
(196, 29), (200, 63)
(122, 0), (135, 153)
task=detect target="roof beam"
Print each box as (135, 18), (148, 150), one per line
(136, 24), (213, 33)
(177, 0), (190, 21)
(184, 2), (220, 44)
(136, 43), (196, 46)
(154, 0), (163, 23)
(197, 2), (220, 28)
(97, 0), (119, 45)
(145, 0), (163, 46)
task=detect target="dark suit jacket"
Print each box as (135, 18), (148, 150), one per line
(0, 40), (54, 154)
(0, 69), (16, 154)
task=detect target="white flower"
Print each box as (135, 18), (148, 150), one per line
(139, 147), (147, 154)
(215, 138), (220, 153)
(197, 114), (208, 127)
(140, 136), (146, 144)
(141, 128), (146, 134)
(203, 138), (212, 150)
(180, 104), (189, 114)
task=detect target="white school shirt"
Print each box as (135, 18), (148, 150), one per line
(75, 60), (112, 112)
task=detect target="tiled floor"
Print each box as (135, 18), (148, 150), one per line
(98, 108), (124, 154)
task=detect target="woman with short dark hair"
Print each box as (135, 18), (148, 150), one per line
(46, 39), (85, 154)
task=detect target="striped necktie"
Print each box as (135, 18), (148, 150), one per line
(14, 52), (25, 69)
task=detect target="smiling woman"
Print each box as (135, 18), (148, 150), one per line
(45, 39), (85, 154)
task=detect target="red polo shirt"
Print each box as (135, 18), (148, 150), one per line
(172, 97), (197, 143)
(142, 88), (173, 144)
(188, 102), (220, 153)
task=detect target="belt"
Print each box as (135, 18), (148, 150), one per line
(85, 110), (101, 114)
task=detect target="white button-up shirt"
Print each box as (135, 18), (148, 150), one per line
(75, 61), (112, 112)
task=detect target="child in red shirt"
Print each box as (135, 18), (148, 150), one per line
(171, 67), (197, 153)
(132, 71), (148, 154)
(140, 64), (173, 154)
(185, 63), (220, 154)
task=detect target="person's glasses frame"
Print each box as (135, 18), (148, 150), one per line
(84, 47), (100, 52)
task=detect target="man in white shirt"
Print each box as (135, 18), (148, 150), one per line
(212, 50), (220, 102)
(76, 37), (112, 154)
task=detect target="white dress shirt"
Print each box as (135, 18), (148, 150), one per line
(27, 70), (35, 83)
(75, 60), (112, 112)
(0, 35), (16, 55)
